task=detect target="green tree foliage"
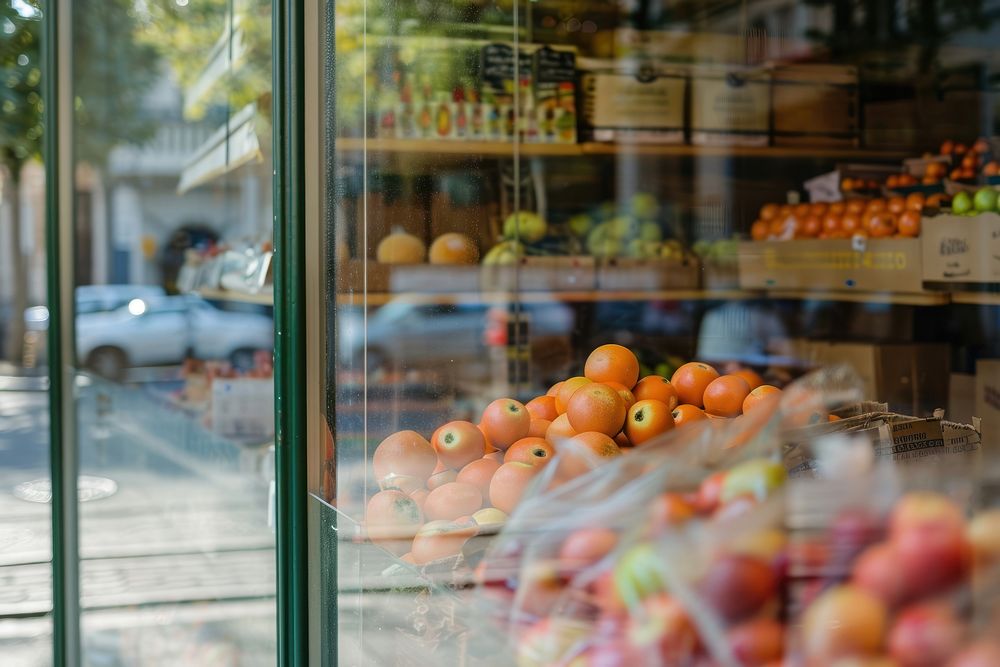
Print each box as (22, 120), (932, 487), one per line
(0, 0), (43, 177)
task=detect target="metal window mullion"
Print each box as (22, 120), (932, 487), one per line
(45, 0), (82, 664)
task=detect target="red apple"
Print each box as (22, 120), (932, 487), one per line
(888, 602), (964, 667)
(700, 554), (776, 622)
(558, 528), (618, 574)
(625, 594), (698, 662)
(728, 617), (784, 666)
(890, 492), (965, 538)
(518, 559), (568, 618)
(894, 520), (970, 599)
(830, 507), (884, 563)
(696, 471), (728, 514)
(852, 542), (909, 607)
(947, 641), (1000, 667)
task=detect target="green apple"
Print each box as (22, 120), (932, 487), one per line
(591, 238), (624, 259)
(630, 192), (661, 220)
(608, 215), (641, 240)
(973, 187), (998, 213)
(503, 211), (547, 243)
(952, 191), (973, 215)
(586, 222), (610, 254)
(626, 239), (660, 258)
(721, 459), (787, 504)
(639, 221), (663, 243)
(613, 544), (668, 610)
(567, 214), (593, 238)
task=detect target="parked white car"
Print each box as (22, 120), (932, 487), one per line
(76, 295), (273, 378)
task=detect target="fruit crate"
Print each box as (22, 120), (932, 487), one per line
(738, 238), (926, 293)
(699, 259), (740, 289)
(344, 260), (483, 293)
(595, 256), (700, 291)
(921, 211), (1000, 284)
(480, 256), (596, 292)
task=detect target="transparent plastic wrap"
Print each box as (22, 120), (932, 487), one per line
(472, 367), (865, 666)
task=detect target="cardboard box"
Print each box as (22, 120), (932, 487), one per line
(791, 340), (949, 416)
(738, 238), (925, 293)
(949, 373), (977, 425)
(921, 212), (1000, 284)
(975, 359), (1000, 452)
(481, 256), (596, 292)
(596, 257), (700, 291)
(701, 260), (740, 289)
(690, 66), (770, 146)
(388, 265), (482, 293)
(579, 57), (686, 143)
(784, 409), (981, 477)
(771, 64), (859, 147)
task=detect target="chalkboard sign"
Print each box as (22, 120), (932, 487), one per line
(535, 46), (576, 84)
(481, 43), (531, 90)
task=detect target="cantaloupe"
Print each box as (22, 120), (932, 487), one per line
(376, 228), (426, 264)
(429, 233), (479, 265)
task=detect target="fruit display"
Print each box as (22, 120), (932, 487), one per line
(469, 383), (993, 667)
(565, 194), (691, 261)
(363, 344), (781, 565)
(749, 197), (935, 241)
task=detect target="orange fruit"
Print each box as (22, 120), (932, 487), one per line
(489, 461), (540, 514)
(751, 220), (769, 241)
(809, 202), (829, 217)
(505, 437), (555, 467)
(633, 375), (680, 409)
(556, 431), (622, 480)
(409, 488), (429, 513)
(846, 199), (865, 215)
(742, 385), (782, 414)
(373, 430), (438, 485)
(555, 376), (592, 413)
(427, 462), (457, 490)
(558, 528), (618, 571)
(567, 383), (627, 437)
(828, 414), (842, 422)
(545, 413), (576, 443)
(584, 344), (640, 389)
(614, 432), (630, 448)
(905, 192), (925, 211)
(546, 381), (563, 397)
(703, 375), (752, 418)
(672, 404), (707, 427)
(525, 395), (558, 421)
(841, 213), (862, 235)
(794, 203), (811, 218)
(802, 216), (822, 238)
(625, 399), (676, 446)
(867, 212), (896, 238)
(926, 193), (948, 208)
(456, 458), (501, 498)
(822, 214), (841, 234)
(366, 490), (424, 554)
(423, 481), (483, 521)
(941, 140), (954, 155)
(481, 399), (531, 450)
(431, 420), (486, 469)
(759, 203), (779, 220)
(428, 233), (479, 264)
(528, 418), (552, 438)
(866, 198), (886, 213)
(650, 493), (697, 529)
(829, 202), (846, 216)
(670, 362), (720, 408)
(411, 520), (476, 564)
(897, 210), (921, 237)
(887, 196), (906, 215)
(730, 368), (764, 391)
(603, 381), (636, 409)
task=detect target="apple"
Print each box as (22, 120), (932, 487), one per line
(699, 554), (776, 622)
(851, 542), (909, 607)
(951, 191), (973, 215)
(518, 559), (568, 617)
(427, 468), (458, 490)
(890, 492), (965, 537)
(888, 602), (964, 667)
(378, 473), (424, 494)
(802, 584), (887, 660)
(649, 492), (696, 531)
(973, 187), (998, 213)
(728, 617), (784, 666)
(894, 518), (970, 599)
(503, 211), (548, 244)
(516, 617), (591, 667)
(946, 641), (1000, 667)
(720, 459), (786, 504)
(422, 482), (483, 521)
(590, 568), (626, 615)
(829, 507), (884, 564)
(612, 544), (667, 609)
(472, 507), (507, 525)
(364, 489), (424, 555)
(696, 471), (728, 514)
(625, 594), (698, 662)
(967, 509), (1000, 569)
(558, 528), (618, 573)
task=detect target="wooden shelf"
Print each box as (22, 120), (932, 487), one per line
(335, 289), (761, 306)
(196, 288), (274, 306)
(951, 291), (1000, 306)
(335, 137), (907, 162)
(766, 289), (950, 306)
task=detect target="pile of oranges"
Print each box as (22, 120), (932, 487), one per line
(940, 138), (994, 182)
(749, 195), (940, 242)
(366, 344), (782, 565)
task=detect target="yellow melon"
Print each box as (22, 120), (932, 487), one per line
(376, 229), (426, 264)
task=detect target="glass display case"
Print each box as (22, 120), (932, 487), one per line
(307, 1), (1000, 665)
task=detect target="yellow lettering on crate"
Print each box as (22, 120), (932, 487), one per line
(765, 247), (907, 272)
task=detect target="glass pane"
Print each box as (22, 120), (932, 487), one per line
(68, 0), (276, 662)
(0, 0), (52, 661)
(312, 1), (1000, 665)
